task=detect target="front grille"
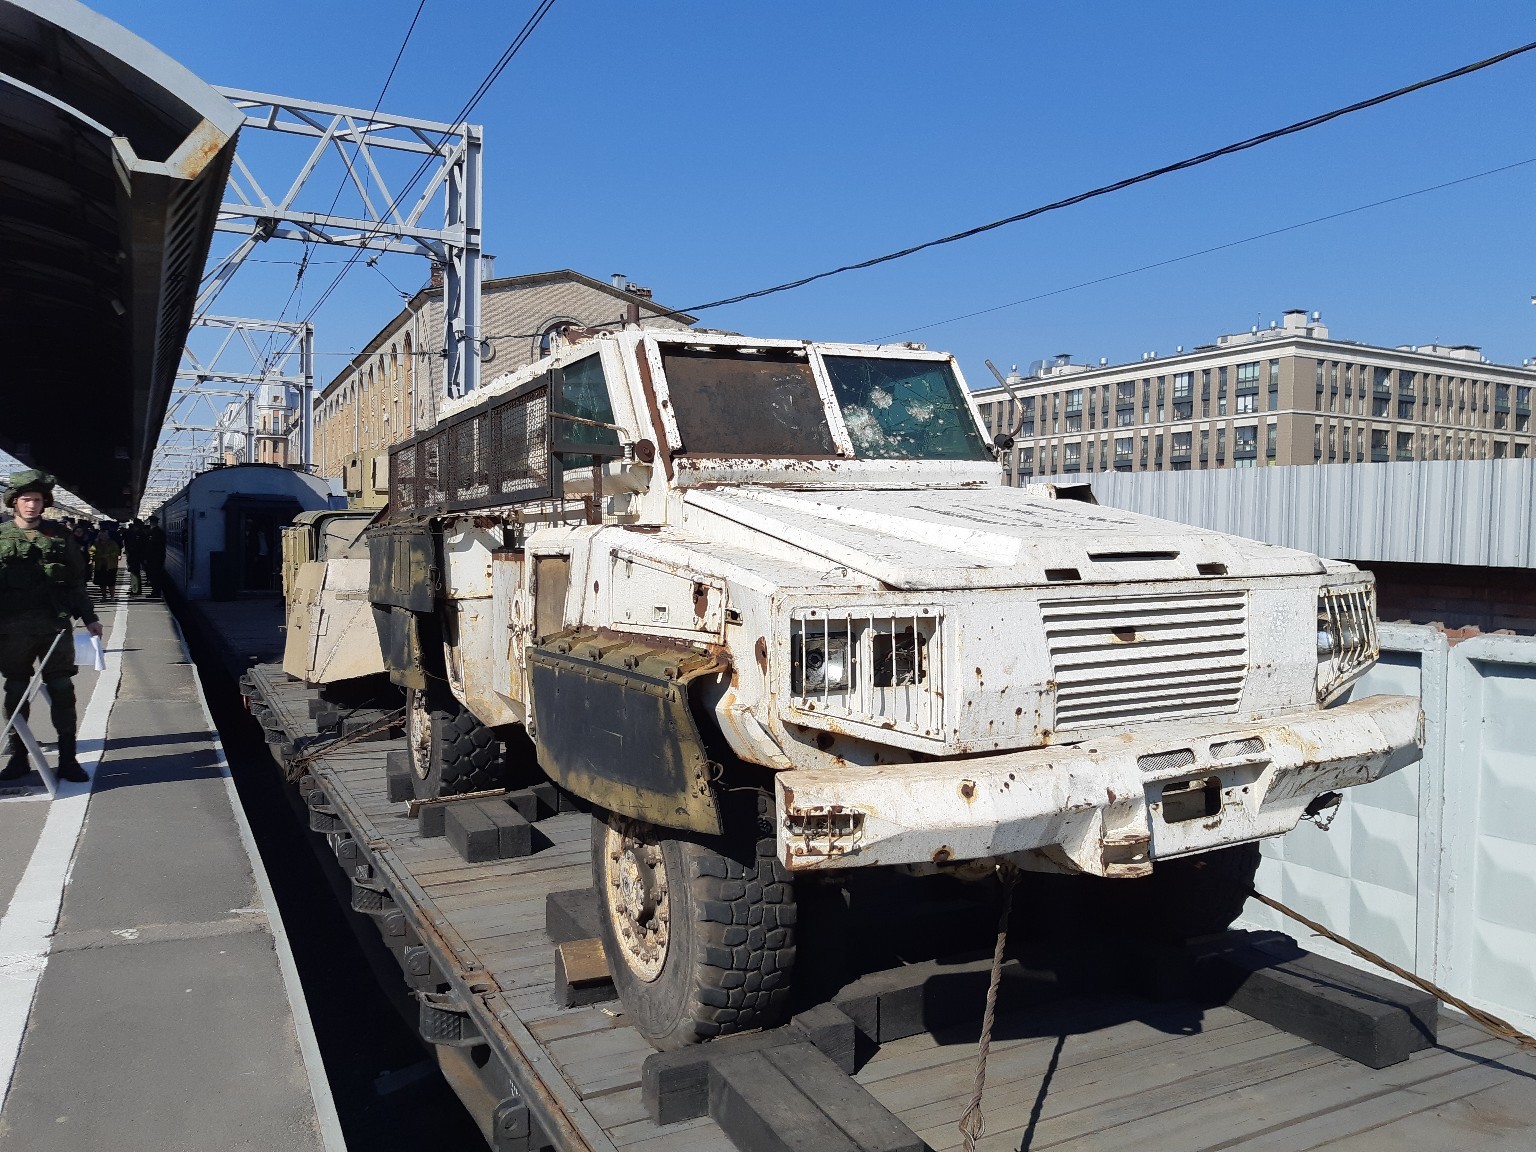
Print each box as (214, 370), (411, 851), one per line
(1042, 591), (1248, 730)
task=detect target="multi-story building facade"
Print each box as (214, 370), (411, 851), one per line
(972, 309), (1536, 484)
(313, 269), (694, 482)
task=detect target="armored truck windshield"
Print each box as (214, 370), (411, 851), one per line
(657, 344), (988, 462)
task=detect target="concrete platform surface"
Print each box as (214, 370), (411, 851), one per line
(0, 591), (342, 1152)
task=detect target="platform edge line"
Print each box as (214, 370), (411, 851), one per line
(168, 612), (349, 1152)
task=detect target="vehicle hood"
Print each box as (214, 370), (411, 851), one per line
(682, 485), (1324, 590)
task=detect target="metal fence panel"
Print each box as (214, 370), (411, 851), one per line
(1237, 623), (1536, 1033)
(1040, 459), (1536, 568)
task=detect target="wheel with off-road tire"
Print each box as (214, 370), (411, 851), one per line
(404, 682), (509, 800)
(1095, 841), (1263, 942)
(592, 797), (795, 1050)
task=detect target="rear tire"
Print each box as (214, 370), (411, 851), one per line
(592, 799), (795, 1050)
(404, 683), (508, 800)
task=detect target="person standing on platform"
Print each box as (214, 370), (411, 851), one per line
(143, 516), (166, 597)
(124, 519), (144, 597)
(0, 471), (101, 783)
(90, 526), (120, 599)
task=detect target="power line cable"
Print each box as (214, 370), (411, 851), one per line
(296, 0), (559, 330)
(201, 0), (431, 366)
(672, 38), (1536, 317)
(873, 155), (1536, 343)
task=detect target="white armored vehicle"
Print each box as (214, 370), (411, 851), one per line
(367, 328), (1422, 1049)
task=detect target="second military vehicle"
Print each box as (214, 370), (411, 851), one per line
(365, 327), (1422, 1049)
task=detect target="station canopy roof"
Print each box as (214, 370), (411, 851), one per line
(0, 0), (240, 518)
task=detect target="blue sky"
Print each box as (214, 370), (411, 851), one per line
(94, 0), (1536, 390)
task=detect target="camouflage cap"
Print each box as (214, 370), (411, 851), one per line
(4, 469), (56, 508)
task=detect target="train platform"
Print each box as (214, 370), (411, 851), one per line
(0, 591), (343, 1152)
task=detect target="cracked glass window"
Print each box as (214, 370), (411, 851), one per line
(823, 356), (989, 460)
(556, 353), (619, 470)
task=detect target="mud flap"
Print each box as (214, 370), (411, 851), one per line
(374, 605), (427, 690)
(529, 632), (726, 835)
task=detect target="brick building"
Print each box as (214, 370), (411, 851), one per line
(313, 270), (694, 482)
(971, 309), (1536, 485)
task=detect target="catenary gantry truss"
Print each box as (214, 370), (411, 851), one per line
(143, 89), (485, 508)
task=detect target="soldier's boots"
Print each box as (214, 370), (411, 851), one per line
(55, 732), (87, 784)
(0, 732), (28, 781)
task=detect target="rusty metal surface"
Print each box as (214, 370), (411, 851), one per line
(775, 693), (1423, 876)
(529, 631), (726, 834)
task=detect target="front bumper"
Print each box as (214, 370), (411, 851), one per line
(774, 694), (1423, 877)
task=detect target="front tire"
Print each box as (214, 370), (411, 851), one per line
(593, 801), (795, 1050)
(404, 683), (507, 800)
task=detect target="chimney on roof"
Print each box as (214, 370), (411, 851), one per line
(611, 273), (626, 288)
(480, 255), (496, 281)
(625, 282), (653, 300)
(430, 263), (444, 289)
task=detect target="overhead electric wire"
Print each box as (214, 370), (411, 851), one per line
(873, 155), (1536, 342)
(295, 0), (559, 331)
(201, 0), (431, 370)
(672, 38), (1536, 317)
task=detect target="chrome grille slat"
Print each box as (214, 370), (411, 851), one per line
(1045, 591), (1248, 730)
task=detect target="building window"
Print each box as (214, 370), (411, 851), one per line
(1201, 369), (1211, 417)
(1314, 422), (1323, 458)
(1396, 431), (1413, 461)
(1218, 367), (1228, 416)
(1065, 389), (1083, 414)
(538, 321), (575, 358)
(1066, 414), (1082, 432)
(1268, 360), (1280, 411)
(1236, 362), (1260, 387)
(1114, 436), (1132, 467)
(1116, 410), (1133, 428)
(1234, 424), (1258, 457)
(1216, 427), (1226, 460)
(1236, 393), (1258, 415)
(1063, 442), (1081, 471)
(1266, 421), (1277, 459)
(1200, 427), (1210, 463)
(1171, 431), (1192, 460)
(1371, 429), (1389, 461)
(1173, 372), (1193, 399)
(1373, 397), (1390, 418)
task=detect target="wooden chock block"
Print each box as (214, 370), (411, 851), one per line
(555, 938), (617, 1008)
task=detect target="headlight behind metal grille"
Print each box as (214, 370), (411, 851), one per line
(1317, 584), (1378, 703)
(789, 607), (944, 740)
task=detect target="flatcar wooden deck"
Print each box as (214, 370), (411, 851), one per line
(237, 662), (1536, 1152)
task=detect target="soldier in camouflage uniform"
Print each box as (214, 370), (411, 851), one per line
(0, 471), (102, 783)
